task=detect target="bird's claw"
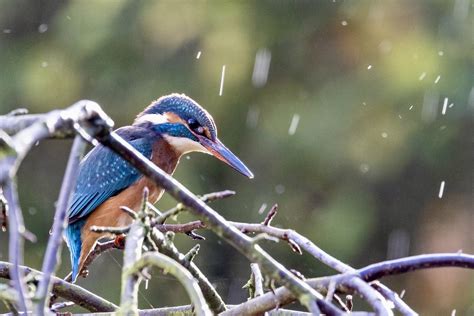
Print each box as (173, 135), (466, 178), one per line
(114, 234), (127, 249)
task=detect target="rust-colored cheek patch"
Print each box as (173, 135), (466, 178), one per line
(164, 112), (186, 124)
(203, 126), (212, 139)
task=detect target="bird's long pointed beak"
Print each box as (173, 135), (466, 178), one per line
(198, 137), (254, 179)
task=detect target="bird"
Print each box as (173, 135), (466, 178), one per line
(65, 93), (253, 282)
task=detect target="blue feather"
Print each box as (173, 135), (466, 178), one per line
(66, 126), (154, 280)
(65, 219), (85, 281)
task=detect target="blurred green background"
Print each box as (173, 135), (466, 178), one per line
(0, 0), (472, 314)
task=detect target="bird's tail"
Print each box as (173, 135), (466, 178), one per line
(65, 220), (85, 282)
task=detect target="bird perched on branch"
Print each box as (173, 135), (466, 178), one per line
(65, 94), (253, 282)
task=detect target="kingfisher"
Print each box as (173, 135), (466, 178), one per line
(65, 93), (253, 282)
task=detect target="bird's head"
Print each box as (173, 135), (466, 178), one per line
(134, 93), (253, 179)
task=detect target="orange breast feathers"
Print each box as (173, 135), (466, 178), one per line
(77, 139), (181, 275)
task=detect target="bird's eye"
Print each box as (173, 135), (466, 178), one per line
(188, 119), (205, 135)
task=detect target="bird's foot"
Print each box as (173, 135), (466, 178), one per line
(114, 234), (127, 249)
(80, 268), (89, 278)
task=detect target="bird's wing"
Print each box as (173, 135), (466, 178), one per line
(67, 136), (152, 223)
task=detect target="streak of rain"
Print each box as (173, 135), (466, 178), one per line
(252, 48), (271, 88)
(288, 114), (300, 135)
(438, 181), (445, 198)
(442, 97), (448, 115)
(421, 90), (439, 123)
(246, 106), (260, 129)
(219, 65), (226, 96)
(258, 203), (267, 214)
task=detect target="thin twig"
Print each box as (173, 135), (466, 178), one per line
(120, 188), (148, 315)
(0, 188), (7, 232)
(250, 263), (264, 297)
(63, 240), (120, 283)
(127, 252), (212, 316)
(34, 135), (87, 314)
(358, 253), (474, 281)
(344, 277), (392, 316)
(4, 181), (30, 312)
(155, 190), (235, 224)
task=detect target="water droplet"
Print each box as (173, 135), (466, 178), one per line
(275, 185), (285, 194)
(219, 65), (226, 96)
(252, 48), (272, 88)
(441, 97), (448, 115)
(438, 181), (445, 198)
(258, 203), (267, 214)
(341, 20), (348, 26)
(38, 24), (48, 33)
(381, 132), (388, 138)
(359, 164), (370, 173)
(288, 114), (300, 135)
(246, 106), (260, 129)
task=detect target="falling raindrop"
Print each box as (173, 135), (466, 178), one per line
(196, 51), (201, 59)
(421, 90), (439, 123)
(252, 48), (271, 88)
(438, 181), (445, 198)
(400, 289), (406, 298)
(258, 203), (267, 214)
(359, 164), (370, 173)
(288, 114), (300, 135)
(38, 24), (48, 33)
(275, 185), (285, 194)
(438, 50), (444, 56)
(418, 72), (426, 81)
(41, 61), (48, 68)
(367, 64), (372, 70)
(381, 132), (388, 138)
(434, 75), (441, 84)
(3, 29), (11, 34)
(246, 106), (260, 129)
(442, 97), (448, 115)
(219, 65), (226, 96)
(341, 20), (348, 26)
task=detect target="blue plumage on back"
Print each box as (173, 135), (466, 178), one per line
(66, 126), (154, 280)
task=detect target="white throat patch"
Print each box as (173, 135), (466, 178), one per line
(134, 113), (168, 125)
(163, 135), (210, 155)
